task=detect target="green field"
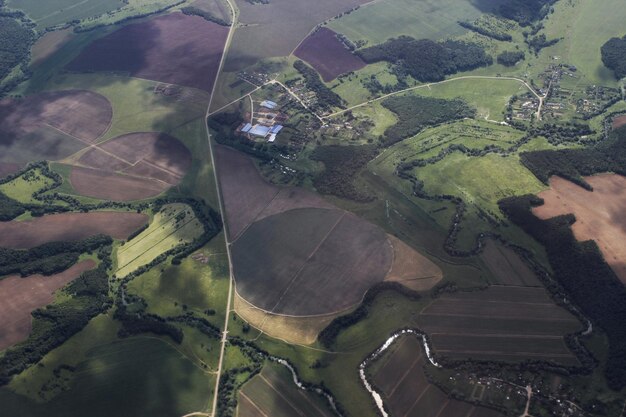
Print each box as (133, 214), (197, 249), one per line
(6, 0), (124, 29)
(116, 203), (204, 277)
(327, 0), (495, 46)
(6, 0), (186, 30)
(2, 334), (213, 417)
(0, 168), (53, 204)
(539, 0), (626, 86)
(127, 232), (229, 326)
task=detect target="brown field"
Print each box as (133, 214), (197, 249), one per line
(0, 162), (20, 178)
(234, 291), (336, 345)
(214, 145), (333, 240)
(69, 166), (168, 201)
(0, 90), (112, 165)
(0, 212), (148, 249)
(385, 235), (443, 291)
(67, 13), (229, 91)
(294, 27), (366, 82)
(0, 259), (96, 350)
(481, 240), (541, 286)
(613, 115), (626, 129)
(31, 28), (74, 66)
(224, 0), (369, 71)
(532, 174), (626, 284)
(75, 132), (192, 199)
(238, 363), (335, 417)
(417, 286), (582, 365)
(232, 207), (393, 316)
(372, 336), (505, 417)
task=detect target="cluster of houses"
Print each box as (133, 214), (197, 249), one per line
(238, 100), (286, 143)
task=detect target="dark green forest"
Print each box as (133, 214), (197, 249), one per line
(293, 60), (344, 110)
(601, 35), (626, 80)
(358, 37), (492, 83)
(520, 125), (626, 189)
(0, 16), (34, 82)
(381, 96), (476, 146)
(497, 50), (525, 67)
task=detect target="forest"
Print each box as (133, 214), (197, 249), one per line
(520, 125), (626, 190)
(0, 15), (34, 82)
(497, 50), (525, 66)
(0, 235), (112, 277)
(293, 60), (344, 110)
(496, 0), (556, 26)
(601, 34), (626, 80)
(0, 192), (25, 220)
(357, 37), (492, 83)
(180, 6), (229, 26)
(310, 145), (378, 201)
(381, 96), (476, 146)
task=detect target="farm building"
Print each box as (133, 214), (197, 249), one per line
(241, 123), (253, 133)
(260, 100), (278, 109)
(249, 125), (272, 137)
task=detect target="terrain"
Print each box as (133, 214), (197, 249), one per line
(1, 0), (626, 416)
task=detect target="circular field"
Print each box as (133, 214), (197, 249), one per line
(232, 208), (393, 316)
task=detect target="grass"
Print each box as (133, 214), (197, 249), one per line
(2, 330), (214, 417)
(46, 73), (209, 142)
(6, 0), (124, 29)
(0, 168), (53, 204)
(127, 232), (229, 328)
(327, 0), (494, 46)
(538, 0), (626, 86)
(116, 203), (203, 277)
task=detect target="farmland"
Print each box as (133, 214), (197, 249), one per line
(68, 166), (168, 201)
(532, 174), (626, 284)
(0, 90), (112, 166)
(223, 0), (367, 71)
(0, 259), (96, 350)
(370, 335), (506, 417)
(116, 203), (204, 277)
(294, 28), (366, 82)
(417, 286), (582, 365)
(327, 0), (488, 46)
(0, 212), (147, 249)
(480, 240), (541, 286)
(76, 132), (192, 188)
(232, 207), (392, 316)
(237, 363), (335, 417)
(6, 0), (124, 29)
(613, 115), (626, 129)
(67, 13), (229, 91)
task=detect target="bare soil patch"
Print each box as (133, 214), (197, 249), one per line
(67, 13), (229, 91)
(69, 166), (168, 201)
(76, 132), (192, 195)
(0, 162), (20, 178)
(418, 286), (581, 364)
(294, 28), (366, 82)
(481, 240), (541, 286)
(532, 174), (626, 284)
(0, 259), (96, 350)
(0, 90), (112, 165)
(384, 235), (443, 291)
(613, 115), (626, 130)
(0, 212), (148, 249)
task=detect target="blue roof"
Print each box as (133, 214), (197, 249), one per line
(241, 123), (252, 133)
(270, 125), (283, 134)
(249, 125), (271, 136)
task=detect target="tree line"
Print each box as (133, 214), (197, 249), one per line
(293, 60), (345, 110)
(357, 37), (493, 83)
